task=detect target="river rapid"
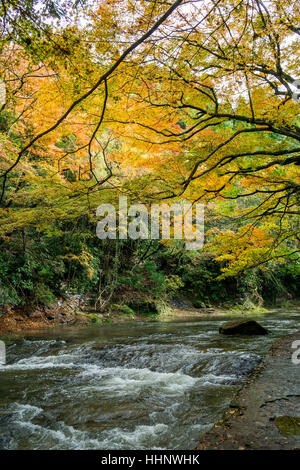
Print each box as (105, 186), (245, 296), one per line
(0, 310), (299, 450)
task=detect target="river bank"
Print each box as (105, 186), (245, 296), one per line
(0, 296), (159, 334)
(198, 330), (300, 450)
(0, 306), (160, 335)
(0, 299), (298, 336)
(0, 307), (216, 335)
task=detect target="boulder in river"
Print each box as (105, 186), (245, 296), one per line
(219, 320), (268, 336)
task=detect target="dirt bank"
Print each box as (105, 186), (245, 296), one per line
(0, 306), (78, 334)
(198, 330), (300, 450)
(0, 301), (229, 335)
(0, 301), (297, 336)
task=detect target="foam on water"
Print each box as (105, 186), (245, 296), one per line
(2, 354), (78, 370)
(77, 365), (198, 396)
(8, 403), (104, 450)
(1, 310), (299, 449)
(7, 403), (182, 450)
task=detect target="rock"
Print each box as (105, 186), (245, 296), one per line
(274, 416), (300, 437)
(46, 314), (56, 320)
(219, 320), (268, 336)
(198, 331), (300, 450)
(171, 296), (191, 309)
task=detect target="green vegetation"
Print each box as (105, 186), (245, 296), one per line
(0, 224), (298, 315)
(274, 416), (300, 437)
(0, 0), (299, 319)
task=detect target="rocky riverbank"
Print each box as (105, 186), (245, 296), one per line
(198, 330), (300, 450)
(0, 306), (221, 335)
(0, 297), (298, 335)
(0, 293), (239, 334)
(0, 303), (147, 334)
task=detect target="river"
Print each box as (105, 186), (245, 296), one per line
(0, 310), (299, 450)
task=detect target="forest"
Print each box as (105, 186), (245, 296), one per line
(1, 0), (300, 456)
(0, 0), (299, 318)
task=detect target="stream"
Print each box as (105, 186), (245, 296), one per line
(0, 310), (299, 450)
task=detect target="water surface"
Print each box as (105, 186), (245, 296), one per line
(0, 310), (299, 449)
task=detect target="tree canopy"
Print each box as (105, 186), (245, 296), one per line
(0, 0), (299, 284)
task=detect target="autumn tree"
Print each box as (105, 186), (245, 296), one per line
(103, 0), (300, 275)
(0, 0), (299, 281)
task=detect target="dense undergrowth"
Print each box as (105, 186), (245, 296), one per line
(0, 1), (299, 320)
(0, 217), (299, 315)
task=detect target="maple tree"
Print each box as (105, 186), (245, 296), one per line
(102, 0), (300, 276)
(0, 0), (299, 308)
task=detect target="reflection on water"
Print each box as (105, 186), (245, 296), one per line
(0, 310), (299, 449)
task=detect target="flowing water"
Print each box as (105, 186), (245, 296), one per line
(0, 310), (299, 450)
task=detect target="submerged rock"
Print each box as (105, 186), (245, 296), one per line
(274, 416), (300, 437)
(219, 320), (268, 336)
